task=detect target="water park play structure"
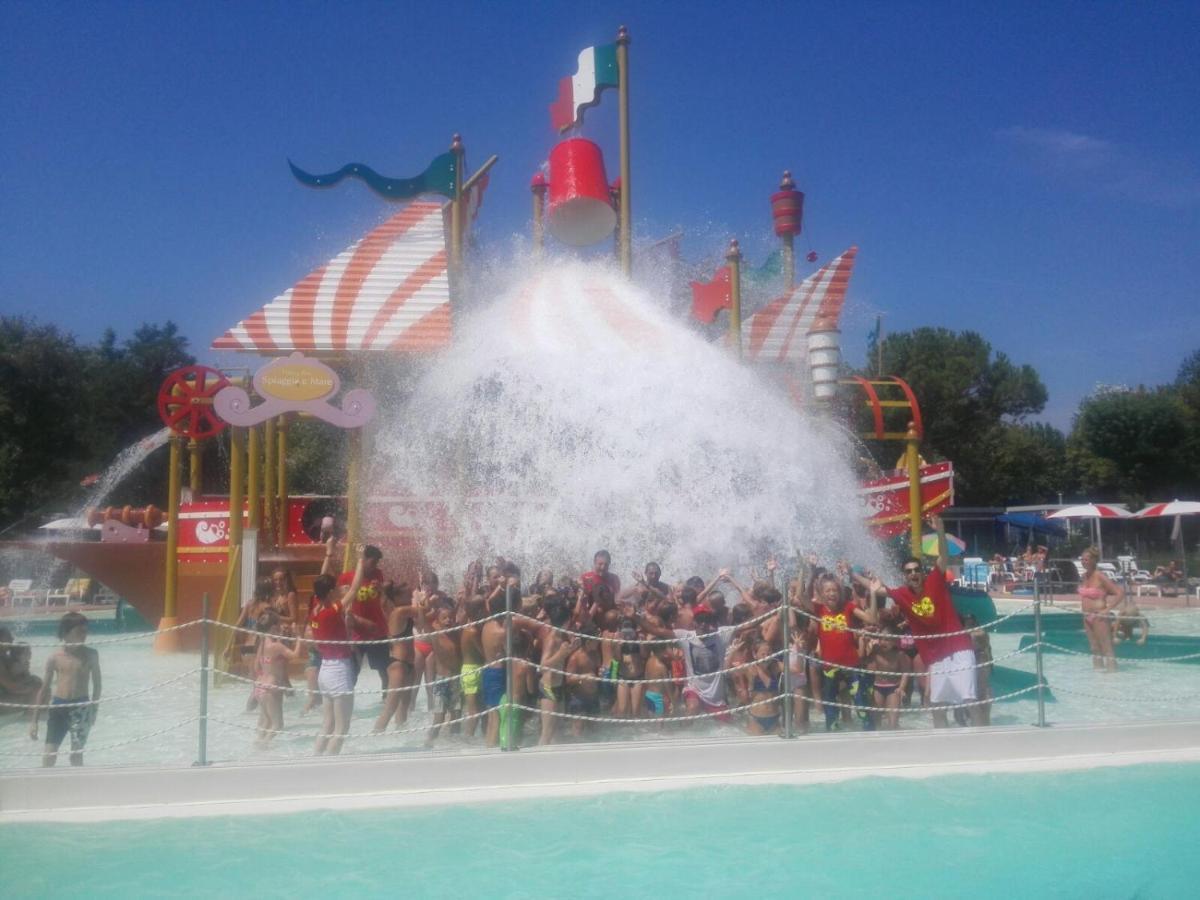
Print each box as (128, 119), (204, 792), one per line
(9, 26), (953, 651)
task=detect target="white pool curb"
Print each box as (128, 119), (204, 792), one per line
(2, 720), (1198, 823)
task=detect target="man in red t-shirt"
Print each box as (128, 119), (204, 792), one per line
(871, 516), (981, 727)
(811, 572), (877, 731)
(346, 545), (390, 694)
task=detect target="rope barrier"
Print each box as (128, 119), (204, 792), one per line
(216, 659), (516, 696)
(0, 669), (201, 710)
(1040, 641), (1200, 663)
(513, 603), (785, 646)
(0, 619), (200, 648)
(532, 647), (790, 686)
(206, 706), (493, 741)
(209, 611), (508, 647)
(792, 601), (1037, 641)
(1048, 684), (1200, 704)
(0, 717), (200, 758)
(785, 643), (1034, 680)
(804, 684), (1040, 715)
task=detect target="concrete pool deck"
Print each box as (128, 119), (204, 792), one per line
(2, 719), (1199, 823)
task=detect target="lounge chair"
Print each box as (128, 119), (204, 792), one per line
(45, 578), (76, 606)
(8, 579), (44, 607)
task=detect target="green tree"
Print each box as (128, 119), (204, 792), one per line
(0, 318), (89, 525)
(0, 316), (195, 529)
(874, 327), (1051, 504)
(1070, 388), (1191, 504)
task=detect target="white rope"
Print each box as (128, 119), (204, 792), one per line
(534, 647), (789, 686)
(787, 643), (1033, 679)
(210, 611), (507, 646)
(0, 619), (199, 648)
(0, 669), (201, 710)
(793, 601), (1036, 641)
(206, 706), (493, 741)
(216, 659), (515, 696)
(514, 603), (785, 647)
(513, 695), (785, 725)
(1040, 641), (1200, 663)
(807, 684), (1040, 714)
(1048, 684), (1200, 704)
(0, 717), (200, 758)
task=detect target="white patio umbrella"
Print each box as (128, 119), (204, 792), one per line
(1134, 500), (1200, 586)
(1047, 503), (1133, 561)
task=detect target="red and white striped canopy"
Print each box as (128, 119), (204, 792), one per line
(1047, 503), (1132, 519)
(1134, 500), (1200, 518)
(743, 247), (857, 362)
(213, 201), (450, 354)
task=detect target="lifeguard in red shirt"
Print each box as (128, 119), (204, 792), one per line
(869, 516), (982, 727)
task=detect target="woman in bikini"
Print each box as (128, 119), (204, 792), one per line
(746, 641), (781, 735)
(1079, 546), (1123, 672)
(412, 569), (439, 712)
(372, 582), (418, 733)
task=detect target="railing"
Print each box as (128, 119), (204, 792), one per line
(2, 585), (1199, 769)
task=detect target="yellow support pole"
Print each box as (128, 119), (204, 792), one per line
(155, 434), (183, 653)
(906, 422), (923, 555)
(263, 417), (276, 548)
(276, 415), (289, 547)
(187, 438), (202, 496)
(342, 427), (364, 573)
(616, 24), (632, 277)
(247, 424), (261, 531)
(228, 426), (245, 612)
(727, 239), (743, 361)
(213, 544), (242, 677)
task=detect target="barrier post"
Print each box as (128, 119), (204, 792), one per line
(196, 592), (210, 766)
(780, 600), (794, 739)
(1033, 576), (1047, 728)
(503, 584), (516, 752)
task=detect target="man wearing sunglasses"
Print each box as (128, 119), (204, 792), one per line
(868, 516), (982, 727)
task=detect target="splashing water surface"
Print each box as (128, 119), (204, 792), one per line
(373, 260), (884, 578)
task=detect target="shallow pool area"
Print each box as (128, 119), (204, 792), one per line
(3, 603), (1200, 769)
(4, 761), (1199, 897)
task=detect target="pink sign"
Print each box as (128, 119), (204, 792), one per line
(213, 352), (375, 428)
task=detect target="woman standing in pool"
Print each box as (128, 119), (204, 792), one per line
(1079, 546), (1123, 673)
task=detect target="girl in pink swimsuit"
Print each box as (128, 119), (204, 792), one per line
(1079, 546), (1122, 673)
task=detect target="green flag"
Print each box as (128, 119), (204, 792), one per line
(289, 151), (459, 200)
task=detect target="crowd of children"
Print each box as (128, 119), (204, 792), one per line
(227, 516), (996, 754)
(0, 517), (1006, 764)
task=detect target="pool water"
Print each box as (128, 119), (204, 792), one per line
(4, 763), (1199, 897)
(2, 605), (1200, 768)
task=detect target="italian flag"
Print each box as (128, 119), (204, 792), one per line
(549, 43), (619, 132)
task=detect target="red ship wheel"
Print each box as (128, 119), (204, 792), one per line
(157, 365), (231, 439)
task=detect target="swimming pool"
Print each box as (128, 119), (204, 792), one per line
(3, 603), (1200, 769)
(4, 762), (1198, 897)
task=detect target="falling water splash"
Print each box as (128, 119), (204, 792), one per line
(76, 427), (172, 516)
(372, 259), (884, 579)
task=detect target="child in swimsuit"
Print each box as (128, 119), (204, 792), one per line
(746, 641), (781, 735)
(30, 612), (101, 767)
(253, 610), (302, 748)
(860, 626), (910, 730)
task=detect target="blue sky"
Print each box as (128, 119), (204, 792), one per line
(2, 1), (1198, 427)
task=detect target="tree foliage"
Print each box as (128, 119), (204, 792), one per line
(0, 316), (193, 528)
(874, 327), (1052, 504)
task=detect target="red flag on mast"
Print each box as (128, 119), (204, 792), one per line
(690, 266), (732, 324)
